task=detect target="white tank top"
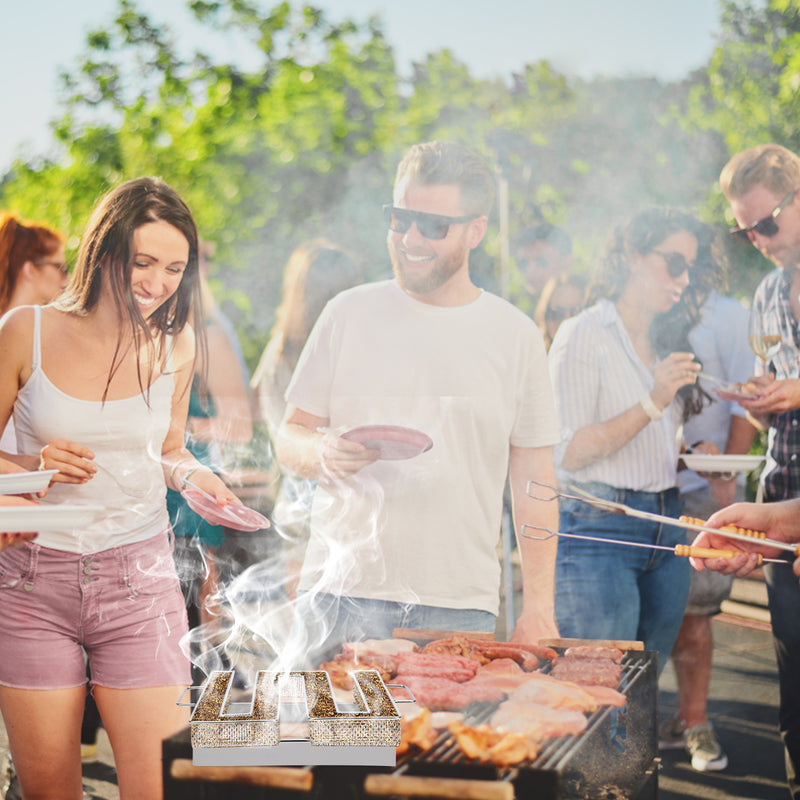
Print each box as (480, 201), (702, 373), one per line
(13, 305), (174, 553)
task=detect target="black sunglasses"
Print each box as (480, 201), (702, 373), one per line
(34, 259), (69, 275)
(383, 205), (478, 240)
(652, 250), (695, 279)
(730, 189), (798, 241)
(545, 305), (581, 323)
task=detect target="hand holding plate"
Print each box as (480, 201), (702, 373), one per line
(181, 464), (240, 506)
(318, 427), (380, 480)
(738, 376), (800, 416)
(180, 477), (270, 532)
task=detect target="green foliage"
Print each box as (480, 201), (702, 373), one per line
(675, 0), (800, 298)
(1, 0), (794, 359)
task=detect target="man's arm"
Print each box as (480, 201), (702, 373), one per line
(507, 443), (559, 643)
(691, 498), (800, 578)
(276, 406), (378, 480)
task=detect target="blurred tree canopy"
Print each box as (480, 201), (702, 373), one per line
(680, 0), (800, 296)
(1, 0), (798, 363)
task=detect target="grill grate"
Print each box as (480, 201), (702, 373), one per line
(393, 653), (658, 799)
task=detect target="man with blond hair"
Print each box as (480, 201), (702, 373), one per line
(277, 141), (560, 664)
(720, 143), (800, 799)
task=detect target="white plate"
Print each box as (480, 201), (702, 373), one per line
(0, 470), (58, 495)
(680, 454), (765, 474)
(0, 504), (104, 532)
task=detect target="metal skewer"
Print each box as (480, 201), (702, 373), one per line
(696, 371), (730, 388)
(526, 479), (800, 558)
(520, 523), (785, 564)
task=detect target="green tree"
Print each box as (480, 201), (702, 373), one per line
(678, 0), (800, 297)
(2, 0), (750, 352)
(1, 0), (403, 364)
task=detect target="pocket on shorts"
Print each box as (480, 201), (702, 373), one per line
(126, 552), (182, 599)
(0, 547), (32, 589)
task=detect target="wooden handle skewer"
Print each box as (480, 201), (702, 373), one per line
(364, 774), (514, 800)
(169, 759), (313, 791)
(674, 544), (763, 563)
(521, 524), (786, 563)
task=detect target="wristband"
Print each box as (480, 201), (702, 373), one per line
(640, 392), (665, 421)
(168, 457), (193, 487)
(179, 466), (201, 491)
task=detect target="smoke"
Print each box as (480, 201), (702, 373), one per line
(175, 465), (393, 689)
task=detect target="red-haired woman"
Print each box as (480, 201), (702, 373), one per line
(0, 212), (69, 453)
(0, 212), (68, 314)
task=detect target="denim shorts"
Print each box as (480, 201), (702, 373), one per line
(0, 531), (191, 690)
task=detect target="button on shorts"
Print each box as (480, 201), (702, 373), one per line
(0, 531), (191, 690)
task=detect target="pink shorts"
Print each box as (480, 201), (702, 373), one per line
(0, 531), (191, 690)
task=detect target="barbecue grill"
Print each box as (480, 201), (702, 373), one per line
(163, 649), (658, 800)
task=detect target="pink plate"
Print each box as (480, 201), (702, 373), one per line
(713, 387), (760, 403)
(340, 425), (433, 460)
(181, 489), (270, 532)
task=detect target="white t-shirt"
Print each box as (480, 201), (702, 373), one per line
(285, 280), (559, 615)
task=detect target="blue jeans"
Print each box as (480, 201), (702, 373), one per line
(286, 593), (496, 669)
(764, 558), (800, 798)
(555, 482), (689, 675)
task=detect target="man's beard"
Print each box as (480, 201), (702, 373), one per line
(390, 242), (467, 296)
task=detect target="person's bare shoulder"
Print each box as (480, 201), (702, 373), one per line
(0, 305), (36, 359)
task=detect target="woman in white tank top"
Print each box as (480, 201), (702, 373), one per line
(0, 177), (242, 800)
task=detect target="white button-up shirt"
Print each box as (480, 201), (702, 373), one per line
(549, 298), (683, 491)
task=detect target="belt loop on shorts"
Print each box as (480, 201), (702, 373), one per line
(116, 543), (132, 590)
(22, 543), (38, 592)
(657, 486), (678, 514)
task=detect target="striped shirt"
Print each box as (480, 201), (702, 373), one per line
(751, 268), (800, 501)
(549, 298), (683, 492)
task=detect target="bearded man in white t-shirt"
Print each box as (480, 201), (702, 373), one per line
(276, 140), (561, 665)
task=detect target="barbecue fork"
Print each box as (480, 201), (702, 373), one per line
(523, 479), (798, 563)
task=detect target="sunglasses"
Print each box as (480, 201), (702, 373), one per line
(35, 259), (69, 275)
(545, 305), (581, 323)
(383, 205), (478, 240)
(730, 189), (798, 241)
(652, 250), (695, 279)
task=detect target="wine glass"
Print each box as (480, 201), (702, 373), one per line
(748, 304), (782, 365)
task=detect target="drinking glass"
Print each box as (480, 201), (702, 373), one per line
(748, 305), (782, 365)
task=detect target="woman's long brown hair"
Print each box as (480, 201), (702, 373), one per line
(54, 177), (205, 404)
